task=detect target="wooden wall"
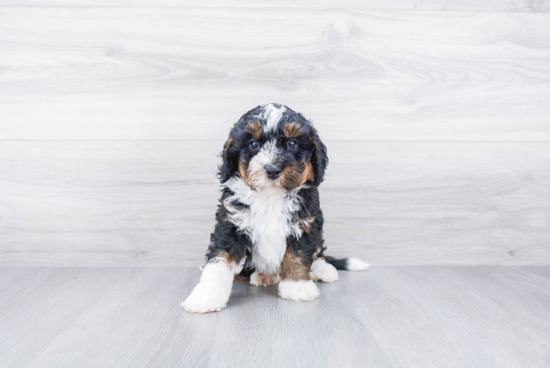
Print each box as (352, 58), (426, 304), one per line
(1, 2), (549, 266)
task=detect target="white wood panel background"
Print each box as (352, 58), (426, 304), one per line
(1, 141), (548, 266)
(1, 8), (550, 141)
(0, 2), (549, 266)
(1, 0), (549, 12)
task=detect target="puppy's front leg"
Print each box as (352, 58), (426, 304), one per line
(181, 254), (237, 314)
(278, 247), (320, 301)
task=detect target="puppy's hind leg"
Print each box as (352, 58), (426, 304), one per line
(181, 255), (238, 314)
(310, 258), (339, 283)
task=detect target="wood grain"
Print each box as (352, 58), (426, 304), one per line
(1, 141), (548, 267)
(347, 267), (550, 367)
(0, 267), (138, 367)
(0, 0), (549, 12)
(0, 267), (42, 288)
(0, 266), (549, 367)
(1, 8), (550, 141)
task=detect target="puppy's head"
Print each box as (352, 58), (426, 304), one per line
(218, 103), (328, 192)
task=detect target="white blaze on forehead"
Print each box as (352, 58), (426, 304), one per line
(245, 139), (280, 192)
(255, 139), (279, 166)
(261, 104), (286, 133)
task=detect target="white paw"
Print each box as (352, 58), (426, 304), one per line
(250, 271), (280, 287)
(310, 258), (339, 283)
(181, 282), (230, 313)
(278, 280), (320, 301)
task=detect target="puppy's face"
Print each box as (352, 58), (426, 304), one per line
(238, 119), (314, 193)
(219, 104), (328, 192)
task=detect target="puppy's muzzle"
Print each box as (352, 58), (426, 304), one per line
(264, 165), (282, 180)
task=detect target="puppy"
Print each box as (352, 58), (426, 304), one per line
(182, 103), (369, 313)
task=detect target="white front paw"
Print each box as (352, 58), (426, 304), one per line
(310, 259), (339, 283)
(181, 282), (230, 313)
(278, 280), (320, 301)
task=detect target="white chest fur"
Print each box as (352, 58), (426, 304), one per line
(222, 177), (303, 274)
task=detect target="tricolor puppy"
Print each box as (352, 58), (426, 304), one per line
(182, 103), (369, 313)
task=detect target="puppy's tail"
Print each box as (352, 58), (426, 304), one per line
(324, 256), (370, 271)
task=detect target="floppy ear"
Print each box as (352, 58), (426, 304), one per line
(310, 128), (328, 186)
(217, 137), (239, 183)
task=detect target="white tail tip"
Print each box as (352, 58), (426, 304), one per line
(346, 257), (370, 271)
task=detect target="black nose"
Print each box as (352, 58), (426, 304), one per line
(265, 165), (282, 179)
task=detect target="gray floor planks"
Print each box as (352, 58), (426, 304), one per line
(350, 267), (550, 367)
(1, 8), (550, 141)
(0, 267), (43, 288)
(0, 266), (549, 367)
(0, 267), (138, 367)
(1, 141), (549, 267)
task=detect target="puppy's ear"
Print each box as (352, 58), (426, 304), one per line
(310, 128), (328, 186)
(217, 137), (238, 183)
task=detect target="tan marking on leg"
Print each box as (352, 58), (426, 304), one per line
(218, 251), (237, 271)
(280, 248), (311, 282)
(284, 122), (304, 138)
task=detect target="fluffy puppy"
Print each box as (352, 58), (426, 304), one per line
(182, 103), (369, 313)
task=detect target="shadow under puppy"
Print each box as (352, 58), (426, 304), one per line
(182, 103), (369, 313)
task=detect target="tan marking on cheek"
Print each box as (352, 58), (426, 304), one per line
(299, 162), (314, 186)
(244, 161), (266, 191)
(247, 121), (262, 141)
(280, 248), (311, 281)
(238, 160), (248, 182)
(278, 163), (302, 191)
(284, 122), (304, 138)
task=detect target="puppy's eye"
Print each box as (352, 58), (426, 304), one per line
(249, 141), (260, 149)
(287, 140), (297, 149)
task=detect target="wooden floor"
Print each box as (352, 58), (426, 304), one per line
(1, 266), (549, 367)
